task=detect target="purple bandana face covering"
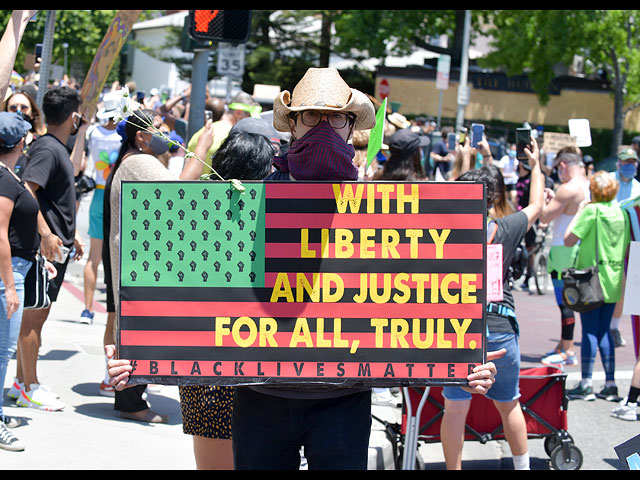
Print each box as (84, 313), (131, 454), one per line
(276, 121), (357, 181)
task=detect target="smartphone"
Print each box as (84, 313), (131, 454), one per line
(447, 132), (456, 151)
(205, 110), (213, 122)
(515, 127), (531, 162)
(458, 127), (467, 145)
(471, 123), (484, 148)
(56, 245), (70, 263)
(136, 91), (145, 103)
(35, 43), (43, 60)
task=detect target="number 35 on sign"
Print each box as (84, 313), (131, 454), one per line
(217, 42), (245, 78)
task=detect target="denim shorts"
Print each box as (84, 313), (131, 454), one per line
(443, 332), (520, 403)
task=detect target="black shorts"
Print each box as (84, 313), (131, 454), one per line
(47, 254), (70, 302)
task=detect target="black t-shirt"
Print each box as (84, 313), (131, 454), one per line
(21, 134), (76, 247)
(0, 166), (40, 260)
(487, 210), (528, 334)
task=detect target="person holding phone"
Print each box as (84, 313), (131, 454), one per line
(440, 135), (544, 470)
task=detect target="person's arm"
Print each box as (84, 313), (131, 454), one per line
(564, 199), (589, 247)
(520, 136), (544, 231)
(0, 196), (19, 319)
(477, 136), (493, 166)
(70, 122), (90, 177)
(23, 180), (62, 260)
(180, 119), (213, 180)
(0, 10), (37, 103)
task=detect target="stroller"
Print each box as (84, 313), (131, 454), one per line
(376, 365), (583, 470)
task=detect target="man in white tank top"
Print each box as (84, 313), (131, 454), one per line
(538, 151), (590, 366)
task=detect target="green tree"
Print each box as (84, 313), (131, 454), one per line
(481, 10), (640, 158)
(0, 10), (160, 85)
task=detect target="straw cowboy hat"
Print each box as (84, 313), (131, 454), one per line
(272, 68), (376, 133)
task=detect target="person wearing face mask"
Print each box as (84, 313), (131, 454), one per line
(538, 151), (590, 367)
(10, 86), (86, 411)
(607, 149), (640, 349)
(498, 144), (519, 204)
(612, 149), (640, 204)
(219, 67), (501, 470)
(101, 109), (208, 424)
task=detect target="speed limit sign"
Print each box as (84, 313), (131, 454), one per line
(217, 42), (245, 78)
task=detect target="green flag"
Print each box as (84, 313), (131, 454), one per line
(366, 98), (387, 169)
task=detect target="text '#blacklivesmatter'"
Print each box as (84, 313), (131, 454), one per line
(118, 181), (487, 386)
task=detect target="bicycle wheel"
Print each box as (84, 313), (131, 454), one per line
(533, 251), (549, 295)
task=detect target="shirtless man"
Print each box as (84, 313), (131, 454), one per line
(539, 149), (590, 366)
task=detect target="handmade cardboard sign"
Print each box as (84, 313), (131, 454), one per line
(118, 181), (487, 387)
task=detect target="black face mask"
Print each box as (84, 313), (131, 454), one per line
(15, 110), (34, 129)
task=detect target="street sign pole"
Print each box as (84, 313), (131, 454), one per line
(435, 54), (451, 130)
(455, 10), (471, 133)
(187, 49), (210, 142)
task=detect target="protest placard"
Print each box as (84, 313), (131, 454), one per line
(117, 181), (487, 387)
(79, 10), (141, 118)
(542, 132), (577, 154)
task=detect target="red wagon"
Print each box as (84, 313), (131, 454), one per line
(377, 365), (583, 470)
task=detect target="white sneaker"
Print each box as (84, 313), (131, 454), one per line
(6, 378), (23, 400)
(16, 384), (65, 411)
(371, 389), (402, 407)
(0, 422), (24, 451)
(610, 398), (638, 421)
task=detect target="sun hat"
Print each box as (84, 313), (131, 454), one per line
(272, 68), (375, 133)
(97, 91), (120, 120)
(0, 111), (32, 149)
(387, 112), (410, 130)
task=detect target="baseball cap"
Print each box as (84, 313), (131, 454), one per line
(388, 128), (429, 156)
(618, 148), (638, 162)
(231, 117), (281, 146)
(0, 111), (32, 149)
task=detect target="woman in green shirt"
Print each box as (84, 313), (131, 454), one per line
(564, 171), (630, 401)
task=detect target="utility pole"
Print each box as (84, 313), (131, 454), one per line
(455, 10), (471, 133)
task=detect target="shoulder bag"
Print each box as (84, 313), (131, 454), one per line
(561, 207), (604, 313)
(24, 252), (51, 310)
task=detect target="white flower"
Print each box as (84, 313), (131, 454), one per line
(113, 86), (140, 122)
(230, 178), (245, 193)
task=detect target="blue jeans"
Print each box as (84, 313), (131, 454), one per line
(443, 332), (521, 403)
(0, 257), (32, 418)
(579, 303), (616, 382)
(232, 387), (372, 470)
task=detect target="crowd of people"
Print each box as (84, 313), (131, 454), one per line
(0, 9), (638, 470)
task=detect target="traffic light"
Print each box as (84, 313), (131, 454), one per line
(187, 10), (252, 44)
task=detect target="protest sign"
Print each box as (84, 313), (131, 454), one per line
(79, 10), (141, 118)
(542, 132), (577, 154)
(623, 241), (640, 316)
(118, 181), (487, 387)
(615, 434), (640, 470)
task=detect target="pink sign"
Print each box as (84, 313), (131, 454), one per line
(486, 244), (503, 301)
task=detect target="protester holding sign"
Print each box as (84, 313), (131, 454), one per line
(235, 67), (500, 470)
(439, 135), (544, 471)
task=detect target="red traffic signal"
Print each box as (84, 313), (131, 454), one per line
(188, 10), (251, 44)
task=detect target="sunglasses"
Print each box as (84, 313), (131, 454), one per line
(8, 103), (30, 113)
